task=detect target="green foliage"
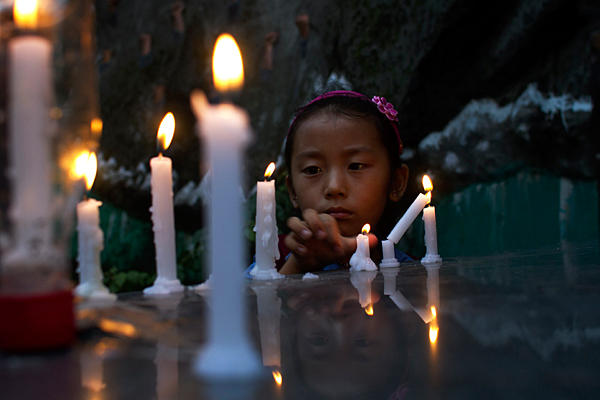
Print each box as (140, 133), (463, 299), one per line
(98, 201), (155, 274)
(176, 229), (207, 285)
(104, 267), (154, 293)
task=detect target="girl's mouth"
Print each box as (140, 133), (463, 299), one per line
(325, 207), (353, 220)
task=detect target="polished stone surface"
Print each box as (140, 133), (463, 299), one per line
(1, 242), (599, 399)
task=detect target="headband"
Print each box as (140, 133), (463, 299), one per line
(288, 90), (403, 154)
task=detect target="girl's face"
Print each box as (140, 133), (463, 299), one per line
(287, 111), (404, 236)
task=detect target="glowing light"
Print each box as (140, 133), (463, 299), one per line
(264, 162), (276, 179)
(429, 324), (439, 344)
(272, 370), (282, 386)
(14, 0), (38, 29)
(430, 305), (437, 318)
(73, 151), (97, 190)
(422, 175), (433, 192)
(362, 224), (370, 235)
(364, 304), (374, 316)
(98, 319), (137, 338)
(157, 112), (175, 151)
(91, 118), (103, 136)
(212, 33), (244, 92)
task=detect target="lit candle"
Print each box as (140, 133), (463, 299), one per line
(387, 175), (432, 243)
(250, 162), (283, 280)
(191, 33), (260, 378)
(421, 176), (442, 264)
(144, 112), (184, 295)
(379, 239), (400, 268)
(74, 152), (114, 300)
(7, 0), (53, 262)
(349, 224), (377, 272)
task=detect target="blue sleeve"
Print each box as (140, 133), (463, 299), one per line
(395, 248), (413, 263)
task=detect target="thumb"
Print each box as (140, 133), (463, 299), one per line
(368, 233), (379, 249)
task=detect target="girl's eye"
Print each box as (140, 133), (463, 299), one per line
(302, 166), (322, 175)
(348, 163), (366, 171)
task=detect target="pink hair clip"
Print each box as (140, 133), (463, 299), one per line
(371, 96), (399, 122)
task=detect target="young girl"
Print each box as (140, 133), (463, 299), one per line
(279, 90), (410, 274)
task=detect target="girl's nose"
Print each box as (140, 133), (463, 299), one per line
(324, 169), (347, 199)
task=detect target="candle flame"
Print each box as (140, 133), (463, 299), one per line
(422, 175), (433, 192)
(272, 370), (282, 386)
(14, 0), (38, 29)
(429, 322), (439, 344)
(364, 304), (374, 316)
(430, 305), (437, 318)
(157, 112), (175, 151)
(212, 33), (244, 92)
(426, 191), (432, 204)
(362, 224), (370, 235)
(264, 162), (276, 179)
(74, 151), (97, 190)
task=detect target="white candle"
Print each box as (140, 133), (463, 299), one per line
(7, 4), (53, 261)
(250, 163), (282, 280)
(145, 113), (183, 295)
(387, 193), (429, 243)
(421, 206), (442, 264)
(379, 239), (400, 268)
(191, 33), (260, 379)
(74, 152), (114, 300)
(349, 224), (377, 272)
(420, 175), (442, 264)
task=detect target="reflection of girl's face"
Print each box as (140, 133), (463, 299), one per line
(295, 291), (401, 396)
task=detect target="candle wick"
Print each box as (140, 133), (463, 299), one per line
(159, 152), (163, 158)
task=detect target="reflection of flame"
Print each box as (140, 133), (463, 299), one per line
(14, 0), (38, 29)
(422, 175), (433, 192)
(74, 151), (98, 191)
(272, 370), (282, 386)
(157, 112), (175, 151)
(364, 304), (374, 316)
(264, 162), (276, 179)
(212, 33), (244, 92)
(98, 319), (137, 338)
(429, 324), (439, 344)
(90, 118), (103, 136)
(361, 224), (370, 235)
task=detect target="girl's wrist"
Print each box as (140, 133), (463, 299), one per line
(280, 254), (302, 275)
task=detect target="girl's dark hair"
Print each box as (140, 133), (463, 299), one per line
(284, 94), (402, 173)
(284, 92), (405, 240)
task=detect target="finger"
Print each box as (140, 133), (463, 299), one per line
(317, 214), (343, 254)
(302, 209), (326, 239)
(284, 232), (307, 255)
(287, 216), (312, 240)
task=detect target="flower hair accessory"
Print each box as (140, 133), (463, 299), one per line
(371, 96), (399, 122)
(288, 90), (403, 154)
